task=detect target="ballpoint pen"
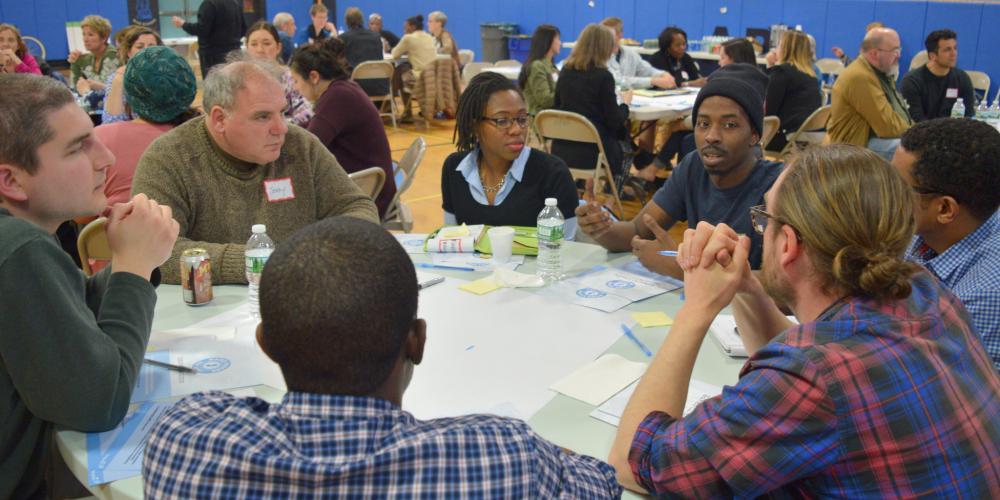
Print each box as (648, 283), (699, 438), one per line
(620, 323), (653, 357)
(144, 358), (197, 374)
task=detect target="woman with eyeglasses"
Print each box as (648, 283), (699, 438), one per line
(443, 72), (579, 236)
(290, 37), (396, 218)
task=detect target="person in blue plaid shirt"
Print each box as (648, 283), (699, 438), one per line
(608, 145), (1000, 496)
(893, 118), (1000, 371)
(142, 217), (622, 498)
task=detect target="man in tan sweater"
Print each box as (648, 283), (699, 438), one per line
(132, 59), (379, 285)
(827, 27), (912, 160)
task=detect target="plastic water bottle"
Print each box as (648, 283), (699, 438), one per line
(976, 99), (989, 119)
(536, 198), (564, 283)
(951, 98), (965, 118)
(245, 224), (275, 320)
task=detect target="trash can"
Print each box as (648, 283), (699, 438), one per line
(507, 35), (532, 63)
(480, 23), (518, 63)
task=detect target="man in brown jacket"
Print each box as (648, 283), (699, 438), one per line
(828, 27), (913, 160)
(132, 59), (378, 285)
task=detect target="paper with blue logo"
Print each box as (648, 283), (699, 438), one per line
(542, 260), (683, 312)
(131, 331), (284, 403)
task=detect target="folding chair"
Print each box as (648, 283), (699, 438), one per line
(77, 217), (110, 276)
(352, 60), (398, 129)
(773, 105), (831, 160)
(761, 116), (781, 151)
(458, 49), (474, 66)
(494, 59), (521, 68)
(908, 50), (928, 72)
(967, 70), (991, 106)
(349, 167), (386, 201)
(382, 137), (427, 232)
(534, 109), (624, 219)
(462, 62), (494, 86)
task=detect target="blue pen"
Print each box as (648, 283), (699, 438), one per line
(416, 263), (476, 272)
(621, 323), (653, 357)
(657, 250), (679, 257)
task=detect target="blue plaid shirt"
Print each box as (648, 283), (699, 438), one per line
(143, 391), (621, 498)
(906, 210), (1000, 370)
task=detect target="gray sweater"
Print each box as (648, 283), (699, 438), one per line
(0, 208), (156, 498)
(132, 117), (379, 285)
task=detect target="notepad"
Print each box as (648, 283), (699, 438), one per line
(459, 277), (501, 295)
(549, 354), (647, 406)
(631, 311), (673, 328)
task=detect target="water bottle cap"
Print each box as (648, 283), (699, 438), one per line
(544, 197), (557, 206)
(252, 224), (267, 234)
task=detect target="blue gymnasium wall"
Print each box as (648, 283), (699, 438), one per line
(2, 0), (997, 99)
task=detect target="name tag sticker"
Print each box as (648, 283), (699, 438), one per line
(946, 88), (959, 98)
(264, 178), (295, 202)
(681, 71), (689, 80)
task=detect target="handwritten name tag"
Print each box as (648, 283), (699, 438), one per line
(264, 178), (295, 202)
(946, 88), (959, 98)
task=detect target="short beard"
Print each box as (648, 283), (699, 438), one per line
(761, 259), (796, 312)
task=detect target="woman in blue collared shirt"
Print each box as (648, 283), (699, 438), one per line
(441, 72), (579, 238)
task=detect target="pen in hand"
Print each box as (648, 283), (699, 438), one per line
(144, 358), (197, 374)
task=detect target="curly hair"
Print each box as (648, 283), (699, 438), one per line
(900, 118), (1000, 221)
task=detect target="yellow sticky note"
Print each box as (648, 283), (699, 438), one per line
(440, 224), (470, 238)
(459, 277), (501, 295)
(631, 311), (673, 328)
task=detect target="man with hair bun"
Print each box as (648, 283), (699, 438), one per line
(608, 144), (1000, 496)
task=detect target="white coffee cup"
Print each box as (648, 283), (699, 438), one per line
(487, 226), (515, 264)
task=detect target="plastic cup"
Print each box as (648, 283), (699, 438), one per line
(488, 226), (515, 264)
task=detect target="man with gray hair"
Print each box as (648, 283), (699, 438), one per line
(828, 27), (913, 159)
(131, 59), (379, 285)
(272, 12), (297, 63)
(369, 12), (400, 51)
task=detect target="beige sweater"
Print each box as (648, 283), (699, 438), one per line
(132, 117), (378, 285)
(391, 30), (438, 77)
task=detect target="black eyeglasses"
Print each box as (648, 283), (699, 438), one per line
(481, 115), (530, 130)
(748, 204), (799, 237)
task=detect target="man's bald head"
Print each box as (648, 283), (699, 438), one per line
(861, 27), (900, 72)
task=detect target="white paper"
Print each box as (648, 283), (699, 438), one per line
(430, 253), (523, 272)
(426, 224), (485, 253)
(543, 264), (678, 313)
(86, 401), (173, 485)
(393, 233), (429, 254)
(132, 334), (284, 403)
(590, 379), (723, 426)
(403, 278), (626, 420)
(550, 354), (647, 406)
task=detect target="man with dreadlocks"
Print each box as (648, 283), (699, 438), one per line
(442, 72), (579, 237)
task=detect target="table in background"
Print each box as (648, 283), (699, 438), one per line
(481, 65), (522, 80)
(55, 241), (745, 499)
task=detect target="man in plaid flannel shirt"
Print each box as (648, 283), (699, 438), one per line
(893, 118), (1000, 371)
(142, 217), (621, 498)
(609, 145), (1000, 497)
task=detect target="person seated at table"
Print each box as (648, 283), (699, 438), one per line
(719, 38), (757, 66)
(0, 23), (41, 74)
(893, 118), (1000, 371)
(290, 38), (396, 218)
(391, 14), (438, 122)
(764, 30), (822, 152)
(68, 15), (118, 109)
(900, 30), (976, 122)
(428, 11), (460, 69)
(519, 24), (561, 116)
(0, 73), (178, 499)
(271, 12), (297, 63)
(102, 26), (161, 124)
(143, 216), (623, 498)
(244, 21), (313, 127)
(551, 24), (631, 177)
(576, 64), (781, 280)
(443, 72), (578, 236)
(647, 27), (705, 87)
(95, 46), (198, 207)
(608, 145), (1000, 497)
(296, 2), (334, 45)
(370, 12), (400, 51)
(131, 58), (378, 285)
(340, 6), (389, 97)
(599, 17), (676, 176)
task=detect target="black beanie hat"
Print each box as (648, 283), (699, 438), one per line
(691, 63), (769, 135)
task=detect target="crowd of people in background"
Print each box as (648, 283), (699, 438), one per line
(0, 4), (997, 499)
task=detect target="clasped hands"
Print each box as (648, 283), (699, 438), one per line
(676, 221), (758, 315)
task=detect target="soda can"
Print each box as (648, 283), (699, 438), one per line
(180, 248), (213, 306)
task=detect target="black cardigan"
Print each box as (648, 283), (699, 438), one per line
(765, 64), (822, 151)
(550, 66), (629, 175)
(441, 148), (579, 227)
